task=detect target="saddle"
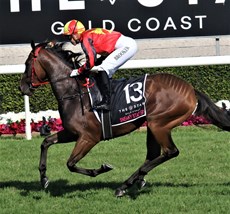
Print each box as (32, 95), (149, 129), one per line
(87, 74), (147, 140)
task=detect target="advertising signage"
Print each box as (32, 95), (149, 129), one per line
(0, 0), (229, 44)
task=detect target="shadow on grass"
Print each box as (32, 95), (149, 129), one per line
(0, 179), (120, 198)
(0, 180), (229, 199)
(127, 181), (230, 199)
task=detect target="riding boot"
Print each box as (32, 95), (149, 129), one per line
(93, 70), (111, 111)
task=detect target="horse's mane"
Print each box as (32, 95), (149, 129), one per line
(33, 41), (83, 69)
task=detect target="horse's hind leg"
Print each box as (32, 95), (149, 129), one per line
(39, 129), (77, 188)
(136, 127), (161, 187)
(115, 126), (179, 197)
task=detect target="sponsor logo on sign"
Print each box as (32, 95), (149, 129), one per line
(1, 0), (228, 44)
(9, 0), (226, 12)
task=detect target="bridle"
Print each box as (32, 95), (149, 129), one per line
(30, 46), (49, 87)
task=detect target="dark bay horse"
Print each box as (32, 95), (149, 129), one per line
(19, 41), (230, 197)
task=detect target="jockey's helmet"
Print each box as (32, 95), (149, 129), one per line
(63, 20), (85, 36)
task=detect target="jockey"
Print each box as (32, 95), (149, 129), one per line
(63, 19), (138, 111)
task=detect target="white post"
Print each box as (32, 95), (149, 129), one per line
(24, 95), (32, 140)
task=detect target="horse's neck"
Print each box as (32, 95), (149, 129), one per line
(42, 51), (78, 99)
(43, 52), (71, 81)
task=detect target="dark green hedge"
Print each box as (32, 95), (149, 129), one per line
(0, 65), (229, 114)
(114, 65), (230, 100)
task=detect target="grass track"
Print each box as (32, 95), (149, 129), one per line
(0, 126), (230, 214)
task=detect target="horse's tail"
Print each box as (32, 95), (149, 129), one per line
(194, 90), (230, 131)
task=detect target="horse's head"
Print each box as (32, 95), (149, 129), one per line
(19, 40), (83, 96)
(19, 41), (51, 96)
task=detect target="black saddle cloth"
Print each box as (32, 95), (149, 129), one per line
(89, 74), (147, 126)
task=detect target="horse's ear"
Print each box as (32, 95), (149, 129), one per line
(222, 102), (227, 110)
(46, 41), (55, 48)
(31, 40), (35, 50)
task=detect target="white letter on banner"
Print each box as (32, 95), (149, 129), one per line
(188, 0), (198, 5)
(10, 0), (20, 12)
(88, 20), (93, 29)
(181, 16), (192, 30)
(137, 0), (164, 7)
(215, 0), (225, 4)
(109, 0), (116, 5)
(164, 17), (177, 30)
(103, 20), (115, 31)
(195, 15), (207, 29)
(146, 18), (160, 31)
(128, 19), (141, 32)
(10, 0), (41, 12)
(59, 0), (85, 10)
(32, 0), (41, 11)
(51, 21), (64, 35)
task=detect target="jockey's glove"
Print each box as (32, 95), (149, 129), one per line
(70, 69), (81, 77)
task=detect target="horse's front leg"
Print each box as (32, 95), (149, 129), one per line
(66, 136), (113, 177)
(39, 129), (77, 188)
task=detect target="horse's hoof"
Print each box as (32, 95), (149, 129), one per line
(115, 188), (126, 197)
(102, 163), (113, 172)
(137, 179), (146, 189)
(41, 177), (49, 189)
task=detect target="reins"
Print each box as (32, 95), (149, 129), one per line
(56, 78), (89, 116)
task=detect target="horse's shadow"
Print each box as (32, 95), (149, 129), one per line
(1, 180), (229, 199)
(0, 179), (121, 198)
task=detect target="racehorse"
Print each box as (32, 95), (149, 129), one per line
(19, 41), (230, 197)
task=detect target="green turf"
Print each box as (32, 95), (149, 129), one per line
(0, 126), (229, 214)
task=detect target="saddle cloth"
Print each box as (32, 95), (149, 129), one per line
(88, 74), (147, 126)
